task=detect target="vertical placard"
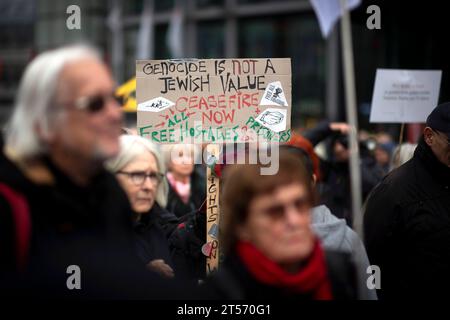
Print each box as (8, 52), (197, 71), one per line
(205, 144), (220, 275)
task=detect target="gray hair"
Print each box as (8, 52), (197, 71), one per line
(106, 135), (168, 208)
(5, 45), (101, 159)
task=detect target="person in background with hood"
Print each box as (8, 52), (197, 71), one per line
(282, 141), (377, 300)
(311, 205), (377, 300)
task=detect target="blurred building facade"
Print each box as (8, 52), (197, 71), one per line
(0, 0), (35, 122)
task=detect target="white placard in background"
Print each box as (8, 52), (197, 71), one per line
(369, 69), (442, 123)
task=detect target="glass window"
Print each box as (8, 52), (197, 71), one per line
(239, 14), (325, 127)
(124, 26), (138, 79)
(123, 24), (170, 77)
(197, 21), (225, 58)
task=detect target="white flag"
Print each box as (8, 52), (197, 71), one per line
(106, 2), (120, 32)
(310, 0), (361, 38)
(107, 1), (124, 81)
(166, 5), (184, 59)
(137, 0), (154, 59)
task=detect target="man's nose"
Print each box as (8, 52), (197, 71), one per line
(104, 95), (123, 122)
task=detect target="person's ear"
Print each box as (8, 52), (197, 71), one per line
(311, 174), (317, 187)
(423, 127), (434, 147)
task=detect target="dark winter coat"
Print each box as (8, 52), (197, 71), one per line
(0, 148), (183, 299)
(133, 204), (174, 268)
(200, 251), (357, 300)
(363, 137), (450, 299)
(168, 209), (206, 282)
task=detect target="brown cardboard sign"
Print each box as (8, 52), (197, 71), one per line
(136, 58), (291, 144)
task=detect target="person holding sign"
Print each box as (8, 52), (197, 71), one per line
(201, 151), (357, 299)
(364, 102), (450, 300)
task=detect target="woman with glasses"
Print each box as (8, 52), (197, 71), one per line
(202, 150), (357, 300)
(107, 135), (176, 279)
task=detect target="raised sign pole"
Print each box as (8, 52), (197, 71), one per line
(205, 144), (220, 275)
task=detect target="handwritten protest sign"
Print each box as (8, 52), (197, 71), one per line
(370, 69), (442, 123)
(136, 58), (292, 144)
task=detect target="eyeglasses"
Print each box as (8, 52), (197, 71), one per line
(117, 171), (164, 186)
(73, 93), (125, 113)
(259, 196), (311, 219)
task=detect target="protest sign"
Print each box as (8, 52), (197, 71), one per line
(136, 58), (292, 275)
(370, 69), (442, 123)
(136, 58), (292, 144)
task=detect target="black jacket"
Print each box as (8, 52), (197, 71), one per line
(168, 209), (206, 282)
(0, 150), (183, 299)
(200, 251), (357, 300)
(153, 202), (181, 239)
(363, 137), (450, 300)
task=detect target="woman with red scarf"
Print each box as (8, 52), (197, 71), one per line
(202, 150), (357, 300)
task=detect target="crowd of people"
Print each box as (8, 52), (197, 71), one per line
(0, 45), (448, 300)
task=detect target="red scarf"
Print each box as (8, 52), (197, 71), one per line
(236, 239), (333, 300)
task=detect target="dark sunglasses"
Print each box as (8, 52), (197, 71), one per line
(74, 93), (125, 113)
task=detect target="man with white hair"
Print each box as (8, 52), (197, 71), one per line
(0, 45), (178, 298)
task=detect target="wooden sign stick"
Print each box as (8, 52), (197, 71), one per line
(393, 123), (405, 168)
(205, 144), (220, 275)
